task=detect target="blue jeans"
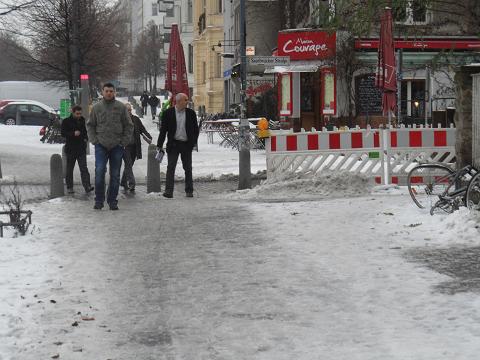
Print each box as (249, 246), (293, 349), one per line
(94, 144), (124, 206)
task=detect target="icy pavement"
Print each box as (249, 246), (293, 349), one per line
(2, 187), (480, 359)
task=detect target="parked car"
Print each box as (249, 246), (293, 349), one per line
(0, 101), (58, 126)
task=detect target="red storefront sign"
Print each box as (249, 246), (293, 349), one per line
(278, 31), (336, 60)
(355, 39), (480, 50)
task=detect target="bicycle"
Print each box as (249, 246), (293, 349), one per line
(407, 163), (479, 215)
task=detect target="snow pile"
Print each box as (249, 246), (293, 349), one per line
(372, 184), (408, 195)
(433, 208), (480, 245)
(228, 171), (373, 200)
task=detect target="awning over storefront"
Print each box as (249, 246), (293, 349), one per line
(264, 59), (331, 74)
(356, 51), (480, 66)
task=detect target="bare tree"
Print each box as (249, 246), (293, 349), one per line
(0, 1), (35, 16)
(0, 32), (34, 80)
(130, 21), (165, 93)
(16, 0), (125, 90)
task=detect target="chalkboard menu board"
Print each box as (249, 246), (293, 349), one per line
(355, 74), (383, 115)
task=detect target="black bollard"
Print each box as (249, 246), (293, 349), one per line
(61, 145), (67, 178)
(147, 144), (161, 193)
(50, 154), (64, 198)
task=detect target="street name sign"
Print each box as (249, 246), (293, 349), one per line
(248, 56), (290, 66)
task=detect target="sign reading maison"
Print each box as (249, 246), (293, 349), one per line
(248, 56), (290, 66)
(277, 31), (336, 60)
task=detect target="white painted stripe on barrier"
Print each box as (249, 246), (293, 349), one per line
(340, 132), (351, 149)
(297, 134), (308, 151)
(277, 136), (286, 151)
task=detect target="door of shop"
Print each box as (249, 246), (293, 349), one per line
(300, 72), (321, 131)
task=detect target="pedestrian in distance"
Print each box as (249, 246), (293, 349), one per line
(121, 103), (153, 192)
(87, 83), (133, 210)
(60, 105), (94, 194)
(157, 93), (199, 198)
(140, 91), (149, 117)
(148, 93), (160, 120)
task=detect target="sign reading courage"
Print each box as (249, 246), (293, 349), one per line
(277, 31), (336, 61)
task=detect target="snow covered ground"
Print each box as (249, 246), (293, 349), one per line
(1, 108), (480, 359)
(1, 174), (480, 358)
(0, 110), (266, 184)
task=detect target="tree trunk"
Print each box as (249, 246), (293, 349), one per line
(454, 66), (479, 169)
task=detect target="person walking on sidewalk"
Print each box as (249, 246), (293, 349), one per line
(121, 103), (153, 192)
(148, 93), (160, 120)
(61, 105), (94, 194)
(157, 93), (199, 198)
(87, 83), (133, 210)
(140, 91), (149, 117)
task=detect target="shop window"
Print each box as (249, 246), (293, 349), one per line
(322, 70), (335, 115)
(280, 74), (292, 116)
(400, 79), (425, 122)
(152, 3), (158, 16)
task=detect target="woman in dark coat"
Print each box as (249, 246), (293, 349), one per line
(121, 103), (153, 192)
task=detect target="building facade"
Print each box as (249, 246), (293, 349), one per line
(193, 0), (224, 113)
(116, 0), (193, 94)
(223, 0), (281, 119)
(274, 0), (480, 129)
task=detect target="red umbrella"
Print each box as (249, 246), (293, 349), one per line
(376, 7), (397, 118)
(165, 24), (189, 104)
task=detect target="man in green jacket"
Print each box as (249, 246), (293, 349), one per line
(87, 83), (133, 210)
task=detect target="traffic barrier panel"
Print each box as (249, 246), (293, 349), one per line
(266, 125), (456, 185)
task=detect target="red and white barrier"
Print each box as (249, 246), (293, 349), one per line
(267, 128), (385, 182)
(388, 128), (455, 148)
(386, 126), (456, 185)
(270, 130), (381, 152)
(266, 125), (456, 185)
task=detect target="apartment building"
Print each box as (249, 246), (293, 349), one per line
(193, 0), (224, 113)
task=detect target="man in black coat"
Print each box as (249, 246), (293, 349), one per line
(121, 103), (152, 192)
(60, 105), (94, 194)
(140, 91), (149, 116)
(157, 93), (199, 198)
(148, 94), (160, 120)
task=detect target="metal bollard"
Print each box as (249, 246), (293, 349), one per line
(61, 145), (67, 178)
(16, 108), (22, 126)
(147, 144), (161, 193)
(50, 154), (64, 198)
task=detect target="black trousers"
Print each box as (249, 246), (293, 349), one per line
(165, 140), (193, 195)
(66, 152), (91, 190)
(121, 144), (137, 188)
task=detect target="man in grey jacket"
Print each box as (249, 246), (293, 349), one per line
(87, 83), (133, 210)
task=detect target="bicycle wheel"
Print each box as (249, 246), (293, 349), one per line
(466, 171), (480, 210)
(407, 164), (455, 209)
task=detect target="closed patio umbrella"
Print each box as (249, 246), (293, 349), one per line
(165, 24), (190, 104)
(376, 7), (397, 124)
